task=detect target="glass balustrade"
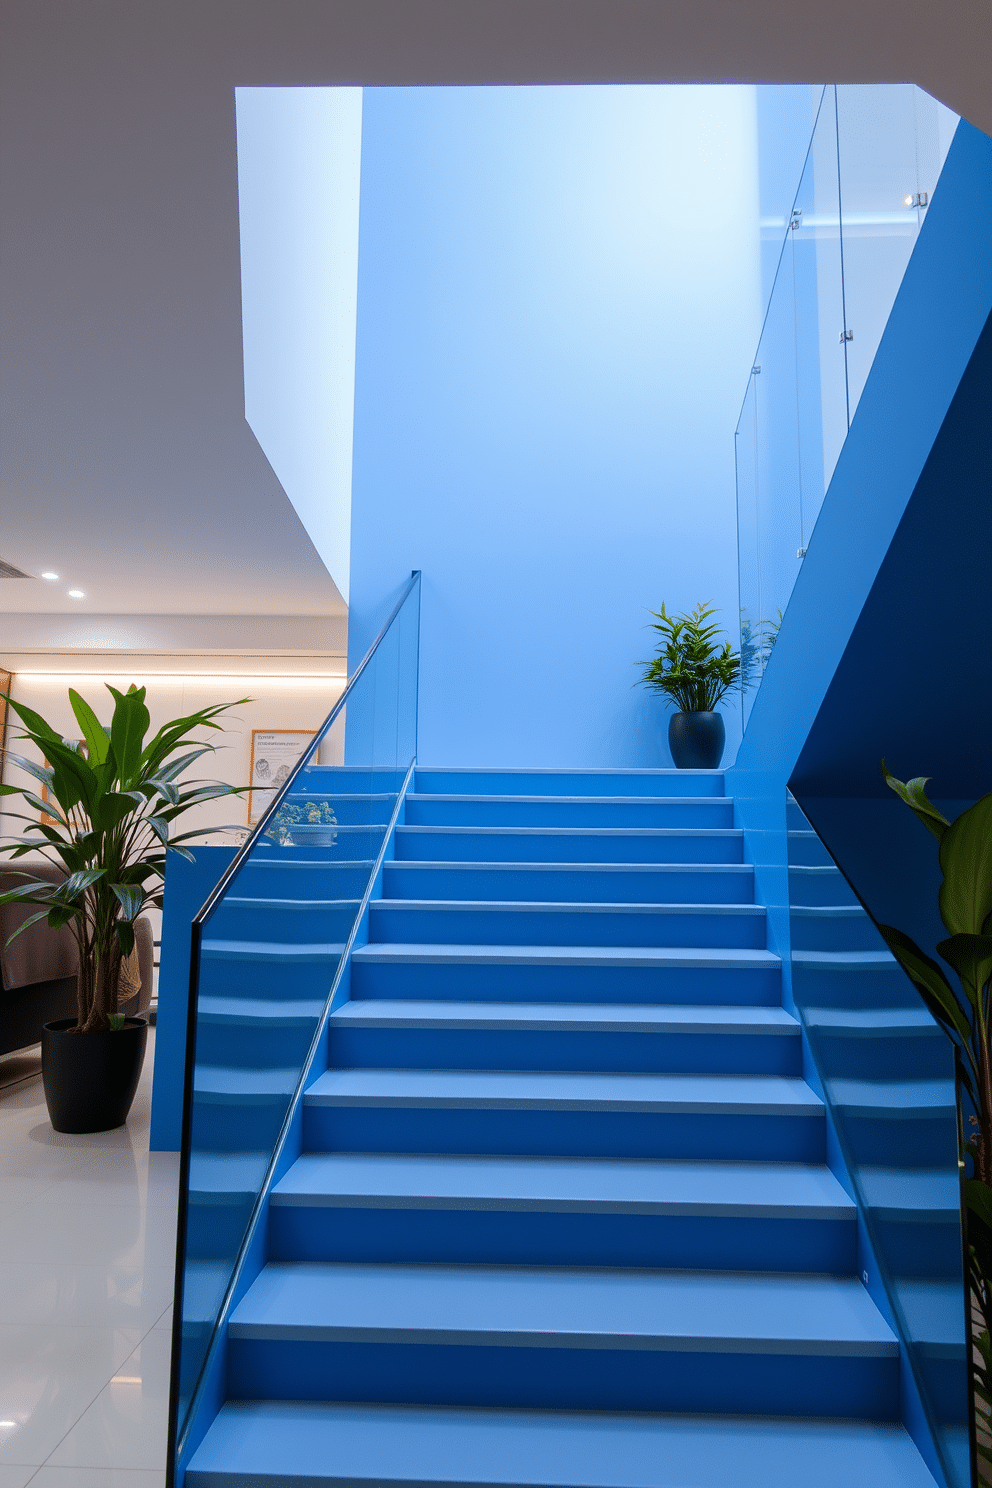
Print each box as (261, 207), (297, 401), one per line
(168, 571), (421, 1466)
(787, 794), (970, 1488)
(738, 86), (959, 724)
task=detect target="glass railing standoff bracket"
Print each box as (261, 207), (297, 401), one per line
(839, 328), (854, 343)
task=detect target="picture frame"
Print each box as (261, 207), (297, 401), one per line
(247, 728), (316, 825)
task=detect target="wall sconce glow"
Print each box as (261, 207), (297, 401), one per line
(41, 571), (59, 580)
(67, 589), (85, 599)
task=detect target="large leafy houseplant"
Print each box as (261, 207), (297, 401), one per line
(877, 762), (992, 1467)
(0, 684), (247, 1033)
(638, 602), (741, 711)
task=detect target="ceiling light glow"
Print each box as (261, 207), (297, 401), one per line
(41, 571), (59, 580)
(67, 589), (85, 599)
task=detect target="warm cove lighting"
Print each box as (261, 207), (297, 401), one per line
(16, 672), (345, 687)
(67, 589), (85, 599)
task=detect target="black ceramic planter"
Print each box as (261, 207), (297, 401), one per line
(668, 710), (726, 769)
(41, 1017), (148, 1134)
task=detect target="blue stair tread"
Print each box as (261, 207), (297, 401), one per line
(229, 1262), (896, 1354)
(858, 1166), (960, 1217)
(186, 1401), (939, 1488)
(332, 999), (798, 1035)
(397, 826), (742, 839)
(189, 1151), (270, 1200)
(805, 1007), (936, 1035)
(792, 949), (898, 970)
(194, 1065), (299, 1101)
(387, 859), (752, 875)
(352, 944), (780, 970)
(202, 939), (345, 962)
(406, 793), (733, 808)
(305, 1068), (821, 1115)
(199, 996), (325, 1025)
(791, 905), (869, 919)
(371, 900), (765, 917)
(244, 858), (375, 871)
(272, 1153), (854, 1219)
(223, 897), (361, 911)
(827, 1078), (956, 1114)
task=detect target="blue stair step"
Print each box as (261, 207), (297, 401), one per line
(394, 825), (744, 864)
(191, 1064), (299, 1149)
(211, 897), (361, 942)
(404, 794), (735, 829)
(186, 1400), (939, 1488)
(787, 830), (835, 867)
(826, 1077), (958, 1165)
(805, 1006), (948, 1080)
(200, 939), (345, 997)
(303, 1067), (823, 1160)
(415, 767), (728, 797)
(267, 1152), (854, 1271)
(326, 998), (800, 1074)
(225, 1262), (898, 1416)
(195, 995), (325, 1066)
(788, 863), (860, 906)
(383, 859), (755, 904)
(789, 905), (881, 952)
(368, 899), (767, 949)
(351, 943), (782, 1006)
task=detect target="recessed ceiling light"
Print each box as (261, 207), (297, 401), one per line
(67, 589), (85, 599)
(41, 571), (59, 580)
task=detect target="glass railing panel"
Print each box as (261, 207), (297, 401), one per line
(736, 369), (762, 725)
(836, 85), (959, 422)
(787, 794), (969, 1488)
(170, 572), (421, 1454)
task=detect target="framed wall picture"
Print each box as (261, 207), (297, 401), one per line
(248, 729), (316, 825)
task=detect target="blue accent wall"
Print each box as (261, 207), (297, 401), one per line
(348, 85), (765, 768)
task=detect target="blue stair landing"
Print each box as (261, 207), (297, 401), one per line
(183, 767), (940, 1488)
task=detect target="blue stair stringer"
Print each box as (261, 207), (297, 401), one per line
(183, 767), (940, 1488)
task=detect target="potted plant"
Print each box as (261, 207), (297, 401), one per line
(0, 683), (247, 1133)
(877, 763), (992, 1473)
(638, 602), (741, 768)
(266, 798), (338, 848)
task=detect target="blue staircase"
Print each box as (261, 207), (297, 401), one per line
(181, 768), (940, 1487)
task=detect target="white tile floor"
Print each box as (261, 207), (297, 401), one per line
(0, 1030), (178, 1487)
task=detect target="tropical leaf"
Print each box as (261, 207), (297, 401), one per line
(59, 868), (106, 901)
(110, 883), (143, 921)
(966, 1180), (992, 1231)
(46, 903), (77, 929)
(107, 684), (150, 786)
(938, 791), (992, 937)
(116, 920), (135, 957)
(881, 760), (950, 841)
(877, 923), (973, 1046)
(1, 693), (63, 745)
(68, 688), (111, 766)
(3, 753), (55, 790)
(937, 933), (992, 1005)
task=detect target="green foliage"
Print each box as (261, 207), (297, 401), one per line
(739, 609), (784, 694)
(638, 603), (741, 713)
(0, 684), (248, 1032)
(879, 764), (992, 1444)
(265, 797), (337, 847)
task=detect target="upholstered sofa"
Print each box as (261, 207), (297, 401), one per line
(0, 864), (153, 1055)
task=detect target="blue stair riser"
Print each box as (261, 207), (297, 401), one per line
(185, 1197), (258, 1259)
(210, 902), (359, 943)
(787, 833), (835, 868)
(383, 862), (755, 904)
(195, 1018), (320, 1069)
(224, 1337), (897, 1419)
(413, 770), (727, 798)
(236, 862), (376, 899)
(791, 965), (915, 1011)
(351, 958), (782, 1007)
(788, 866), (860, 907)
(367, 904), (767, 950)
(394, 827), (744, 865)
(812, 1029), (950, 1081)
(200, 957), (340, 1000)
(874, 1214), (965, 1279)
(266, 1204), (855, 1274)
(326, 1025), (801, 1076)
(191, 1095), (291, 1151)
(280, 795), (394, 826)
(405, 798), (735, 830)
(789, 912), (885, 953)
(302, 767), (409, 792)
(916, 1354), (970, 1428)
(836, 1111), (958, 1168)
(301, 1105), (825, 1162)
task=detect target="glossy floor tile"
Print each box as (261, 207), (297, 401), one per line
(0, 1030), (179, 1485)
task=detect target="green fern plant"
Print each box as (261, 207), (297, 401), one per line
(638, 602), (741, 713)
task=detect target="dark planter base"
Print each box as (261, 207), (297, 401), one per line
(668, 711), (726, 769)
(41, 1018), (148, 1134)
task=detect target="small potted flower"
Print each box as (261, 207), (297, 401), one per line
(266, 798), (338, 848)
